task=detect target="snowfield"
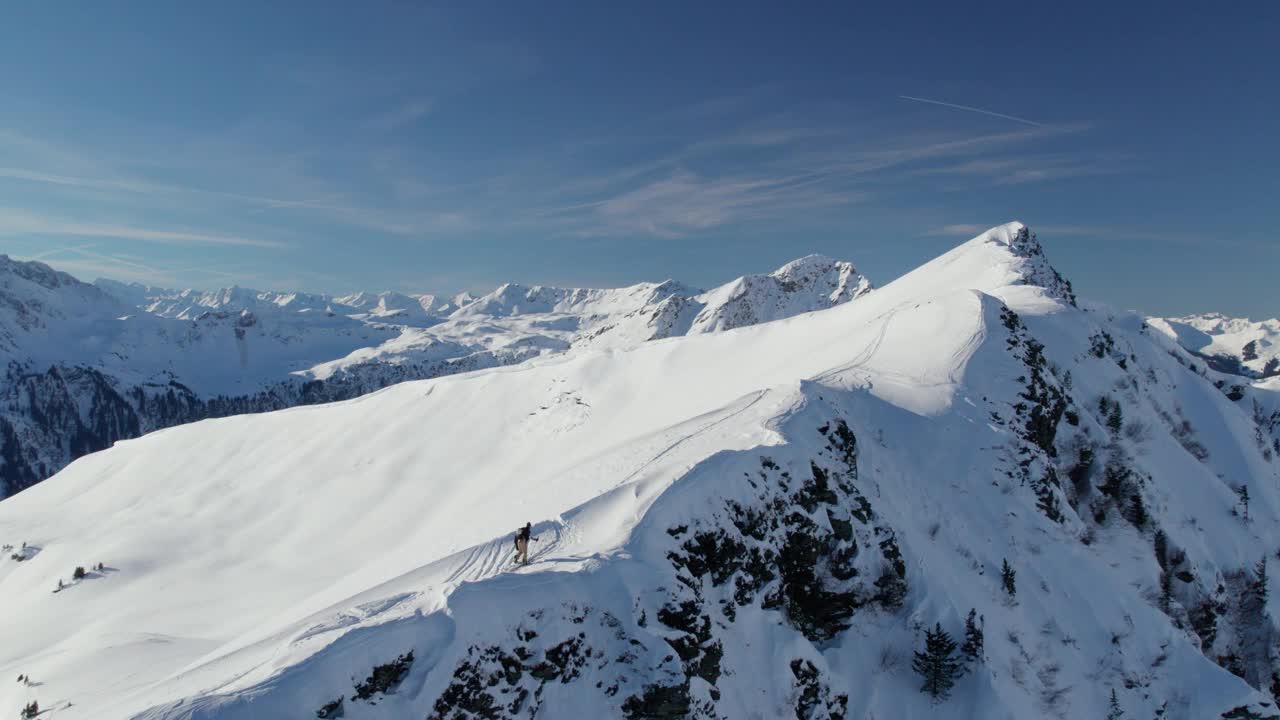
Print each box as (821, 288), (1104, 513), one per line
(2, 223), (1279, 719)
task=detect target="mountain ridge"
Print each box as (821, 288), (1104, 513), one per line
(3, 223), (1279, 719)
(0, 253), (871, 496)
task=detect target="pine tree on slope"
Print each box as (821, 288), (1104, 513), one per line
(913, 623), (963, 700)
(1001, 559), (1017, 598)
(1159, 571), (1173, 615)
(1237, 556), (1274, 689)
(1106, 688), (1124, 720)
(1106, 402), (1123, 435)
(960, 609), (984, 666)
(1243, 340), (1259, 362)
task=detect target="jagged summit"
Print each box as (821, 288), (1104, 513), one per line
(688, 254), (872, 334)
(0, 254), (85, 292)
(887, 221), (1077, 312)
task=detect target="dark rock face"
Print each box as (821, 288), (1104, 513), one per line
(1007, 226), (1077, 307)
(791, 659), (849, 720)
(0, 366), (142, 495)
(663, 421), (905, 650)
(425, 420), (903, 719)
(353, 650), (414, 700)
(428, 607), (685, 720)
(996, 307), (1073, 524)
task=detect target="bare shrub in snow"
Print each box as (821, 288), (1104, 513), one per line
(877, 643), (900, 673)
(1123, 420), (1151, 445)
(1038, 662), (1070, 717)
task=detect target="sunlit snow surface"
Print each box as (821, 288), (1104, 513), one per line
(2, 223), (1278, 719)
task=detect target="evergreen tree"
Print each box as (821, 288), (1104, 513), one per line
(1035, 472), (1064, 523)
(1154, 530), (1168, 570)
(1253, 556), (1268, 607)
(1159, 571), (1173, 615)
(960, 609), (984, 664)
(1127, 492), (1147, 529)
(913, 623), (963, 700)
(1238, 556), (1273, 688)
(1243, 340), (1259, 362)
(1264, 358), (1279, 378)
(1190, 599), (1219, 649)
(1001, 559), (1017, 598)
(1239, 485), (1251, 521)
(1106, 688), (1124, 720)
(1107, 403), (1124, 435)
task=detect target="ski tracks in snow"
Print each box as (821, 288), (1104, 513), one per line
(442, 518), (568, 589)
(813, 306), (898, 386)
(613, 388), (770, 492)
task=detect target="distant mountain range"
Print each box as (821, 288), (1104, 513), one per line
(1149, 313), (1280, 379)
(0, 253), (870, 496)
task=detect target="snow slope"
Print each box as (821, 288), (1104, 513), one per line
(2, 223), (1279, 719)
(1, 256), (867, 496)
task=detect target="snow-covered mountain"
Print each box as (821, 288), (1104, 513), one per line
(3, 223), (1279, 719)
(1150, 313), (1280, 379)
(0, 254), (870, 496)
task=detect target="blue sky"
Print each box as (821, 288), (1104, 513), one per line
(1, 2), (1276, 317)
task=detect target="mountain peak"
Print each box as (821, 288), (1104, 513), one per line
(0, 254), (83, 292)
(772, 253), (840, 276)
(688, 254), (873, 334)
(901, 222), (1077, 309)
(1005, 224), (1077, 307)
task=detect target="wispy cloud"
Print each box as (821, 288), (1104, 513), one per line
(924, 223), (1216, 247)
(366, 99), (434, 131)
(0, 82), (1118, 280)
(0, 166), (159, 194)
(909, 153), (1125, 186)
(898, 95), (1043, 127)
(24, 242), (99, 261)
(0, 162), (344, 211)
(1037, 224), (1216, 247)
(924, 223), (993, 237)
(17, 244), (286, 289)
(19, 246), (182, 286)
(777, 124), (1084, 186)
(0, 208), (290, 248)
(551, 170), (859, 238)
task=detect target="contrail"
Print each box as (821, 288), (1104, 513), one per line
(898, 95), (1042, 127)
